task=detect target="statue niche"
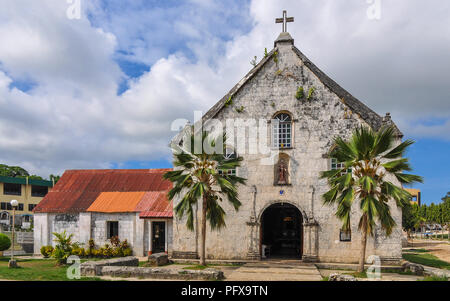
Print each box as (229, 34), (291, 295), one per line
(275, 154), (290, 185)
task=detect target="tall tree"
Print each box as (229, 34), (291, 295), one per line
(164, 129), (246, 266)
(49, 174), (61, 184)
(0, 164), (30, 177)
(321, 126), (423, 272)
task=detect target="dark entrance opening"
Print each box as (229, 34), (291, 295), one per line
(152, 222), (166, 253)
(261, 203), (303, 259)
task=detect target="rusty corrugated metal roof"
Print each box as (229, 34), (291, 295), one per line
(87, 191), (146, 213)
(138, 191), (173, 218)
(33, 169), (172, 213)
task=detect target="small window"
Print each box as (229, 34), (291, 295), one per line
(218, 148), (237, 176)
(3, 183), (22, 196)
(272, 113), (292, 149)
(331, 158), (352, 174)
(0, 203), (6, 210)
(107, 221), (119, 239)
(29, 204), (37, 211)
(6, 203), (12, 210)
(18, 204), (24, 211)
(32, 185), (48, 197)
(340, 230), (351, 242)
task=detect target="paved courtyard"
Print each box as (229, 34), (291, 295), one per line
(224, 260), (322, 281)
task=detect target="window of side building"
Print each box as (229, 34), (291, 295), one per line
(28, 204), (37, 211)
(340, 230), (351, 242)
(107, 221), (119, 239)
(31, 185), (49, 197)
(3, 183), (22, 196)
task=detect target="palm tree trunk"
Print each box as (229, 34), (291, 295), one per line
(358, 218), (368, 273)
(200, 195), (207, 266)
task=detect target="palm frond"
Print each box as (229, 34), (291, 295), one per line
(383, 140), (414, 159)
(371, 126), (394, 157)
(394, 173), (424, 184)
(382, 158), (412, 173)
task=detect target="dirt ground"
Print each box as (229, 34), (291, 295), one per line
(407, 239), (450, 262)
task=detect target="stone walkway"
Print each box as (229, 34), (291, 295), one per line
(224, 260), (322, 281)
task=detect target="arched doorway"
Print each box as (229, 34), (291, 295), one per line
(260, 203), (303, 259)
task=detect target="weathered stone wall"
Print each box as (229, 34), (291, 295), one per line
(49, 213), (81, 245)
(91, 212), (135, 248)
(172, 39), (402, 264)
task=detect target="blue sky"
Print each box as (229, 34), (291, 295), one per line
(0, 0), (448, 205)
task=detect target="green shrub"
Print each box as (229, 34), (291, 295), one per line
(88, 238), (95, 249)
(110, 236), (120, 247)
(52, 247), (69, 265)
(123, 248), (132, 257)
(52, 231), (74, 264)
(0, 233), (11, 251)
(40, 245), (54, 258)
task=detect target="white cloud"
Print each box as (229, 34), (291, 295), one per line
(0, 0), (449, 177)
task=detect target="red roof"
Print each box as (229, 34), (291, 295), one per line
(137, 191), (173, 218)
(34, 169), (172, 214)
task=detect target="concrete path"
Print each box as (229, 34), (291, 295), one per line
(225, 260), (322, 281)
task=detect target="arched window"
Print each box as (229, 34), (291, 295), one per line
(272, 113), (292, 149)
(218, 148), (237, 176)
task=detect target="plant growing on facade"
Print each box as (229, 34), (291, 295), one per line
(296, 86), (304, 100)
(307, 87), (315, 100)
(250, 56), (258, 67)
(273, 51), (279, 64)
(235, 106), (245, 113)
(164, 130), (246, 266)
(320, 126), (423, 272)
(225, 96), (233, 107)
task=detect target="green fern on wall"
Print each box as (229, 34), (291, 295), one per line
(307, 87), (315, 100)
(296, 86), (304, 100)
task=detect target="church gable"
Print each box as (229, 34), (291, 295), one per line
(203, 33), (401, 137)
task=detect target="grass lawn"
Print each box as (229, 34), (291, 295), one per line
(0, 257), (102, 281)
(420, 275), (448, 281)
(404, 249), (429, 253)
(403, 253), (450, 270)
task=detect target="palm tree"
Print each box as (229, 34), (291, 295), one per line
(164, 129), (246, 266)
(320, 126), (423, 272)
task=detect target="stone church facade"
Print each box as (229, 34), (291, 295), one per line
(171, 29), (403, 264)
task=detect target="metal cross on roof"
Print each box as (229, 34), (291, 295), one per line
(275, 10), (294, 33)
